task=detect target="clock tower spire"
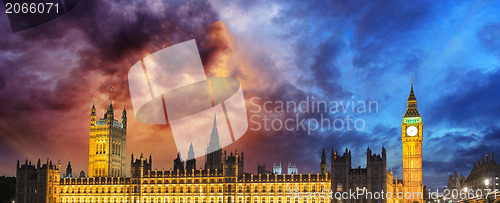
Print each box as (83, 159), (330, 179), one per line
(404, 79), (420, 118)
(401, 79), (423, 203)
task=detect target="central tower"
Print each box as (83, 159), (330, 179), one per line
(401, 80), (423, 203)
(89, 99), (127, 178)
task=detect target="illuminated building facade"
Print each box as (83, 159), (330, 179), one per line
(16, 103), (330, 203)
(15, 82), (423, 203)
(55, 168), (330, 203)
(89, 102), (127, 178)
(399, 81), (424, 203)
(331, 82), (424, 203)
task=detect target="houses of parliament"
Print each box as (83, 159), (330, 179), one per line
(15, 82), (423, 203)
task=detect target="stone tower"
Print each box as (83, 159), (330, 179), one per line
(320, 148), (328, 175)
(401, 80), (423, 203)
(88, 99), (127, 177)
(186, 143), (197, 172)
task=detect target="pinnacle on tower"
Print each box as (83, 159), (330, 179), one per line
(187, 142), (195, 160)
(404, 79), (421, 118)
(90, 103), (97, 126)
(408, 79), (417, 101)
(321, 148), (326, 164)
(207, 113), (222, 153)
(213, 113), (217, 130)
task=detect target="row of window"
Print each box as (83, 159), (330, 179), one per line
(58, 196), (327, 203)
(58, 183), (329, 195)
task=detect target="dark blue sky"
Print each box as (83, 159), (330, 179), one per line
(210, 0), (500, 190)
(0, 0), (499, 191)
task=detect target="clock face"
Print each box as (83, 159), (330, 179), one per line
(406, 126), (418, 136)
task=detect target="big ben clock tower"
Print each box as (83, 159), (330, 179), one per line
(402, 80), (423, 203)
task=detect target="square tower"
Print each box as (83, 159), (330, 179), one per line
(88, 102), (127, 177)
(401, 81), (423, 203)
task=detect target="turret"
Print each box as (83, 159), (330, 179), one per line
(186, 143), (196, 171)
(122, 105), (127, 129)
(320, 148), (327, 175)
(66, 162), (72, 178)
(331, 148), (334, 161)
(140, 153), (144, 177)
(130, 152), (152, 178)
(173, 152), (184, 171)
(382, 146), (386, 161)
(367, 146), (371, 164)
(187, 143), (195, 161)
(106, 103), (114, 126)
(235, 150), (239, 163)
(347, 148), (352, 169)
(90, 103), (96, 126)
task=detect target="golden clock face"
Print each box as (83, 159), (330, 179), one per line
(406, 126), (418, 136)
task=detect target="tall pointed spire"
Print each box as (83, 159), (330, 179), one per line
(105, 85), (115, 123)
(408, 78), (416, 101)
(187, 142), (195, 160)
(207, 113), (221, 154)
(122, 105), (127, 128)
(404, 78), (420, 117)
(213, 113), (217, 130)
(321, 148), (326, 164)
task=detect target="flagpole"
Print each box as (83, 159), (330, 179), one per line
(109, 84), (114, 105)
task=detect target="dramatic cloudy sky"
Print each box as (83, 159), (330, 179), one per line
(1, 0), (500, 190)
